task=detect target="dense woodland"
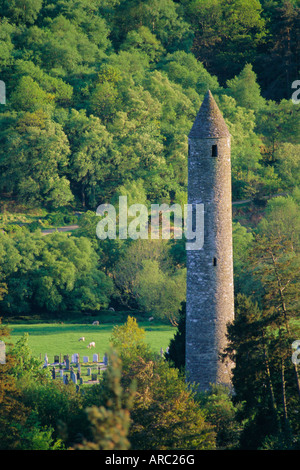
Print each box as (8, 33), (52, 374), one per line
(0, 0), (300, 451)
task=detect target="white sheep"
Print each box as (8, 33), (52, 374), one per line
(92, 321), (99, 325)
(87, 342), (96, 349)
(78, 337), (85, 341)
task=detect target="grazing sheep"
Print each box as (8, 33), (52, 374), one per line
(78, 337), (85, 341)
(87, 342), (96, 349)
(148, 317), (154, 322)
(92, 321), (99, 325)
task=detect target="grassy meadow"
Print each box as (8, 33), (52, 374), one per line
(4, 320), (175, 362)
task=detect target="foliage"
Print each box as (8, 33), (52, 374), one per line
(0, 0), (300, 451)
(0, 231), (113, 315)
(197, 384), (242, 450)
(109, 316), (216, 450)
(165, 301), (186, 369)
(75, 349), (135, 450)
(9, 333), (48, 381)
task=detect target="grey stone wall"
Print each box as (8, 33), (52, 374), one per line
(186, 136), (234, 391)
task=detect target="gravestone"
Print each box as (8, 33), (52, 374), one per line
(103, 353), (108, 366)
(93, 353), (98, 362)
(52, 367), (56, 379)
(65, 356), (70, 370)
(91, 373), (97, 381)
(83, 356), (89, 363)
(87, 367), (91, 376)
(44, 354), (48, 367)
(54, 355), (59, 363)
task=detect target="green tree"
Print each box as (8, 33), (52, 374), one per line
(110, 315), (147, 368)
(198, 385), (242, 450)
(227, 198), (300, 448)
(121, 26), (165, 62)
(9, 333), (48, 381)
(0, 112), (73, 208)
(64, 109), (113, 207)
(110, 316), (216, 450)
(180, 0), (266, 82)
(165, 301), (186, 369)
(0, 0), (43, 25)
(110, 0), (193, 53)
(0, 232), (114, 315)
(226, 63), (266, 112)
(256, 99), (300, 163)
(0, 18), (16, 70)
(75, 349), (135, 450)
(134, 259), (186, 325)
(0, 321), (29, 450)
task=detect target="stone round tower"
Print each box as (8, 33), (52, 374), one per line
(186, 90), (234, 391)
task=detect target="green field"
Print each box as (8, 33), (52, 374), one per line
(4, 321), (176, 363)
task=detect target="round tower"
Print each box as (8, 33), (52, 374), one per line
(186, 90), (234, 391)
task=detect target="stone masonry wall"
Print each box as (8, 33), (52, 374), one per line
(186, 136), (234, 391)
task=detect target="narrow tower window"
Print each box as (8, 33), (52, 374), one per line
(213, 257), (217, 266)
(212, 144), (218, 157)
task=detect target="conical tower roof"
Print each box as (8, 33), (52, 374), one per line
(189, 90), (230, 139)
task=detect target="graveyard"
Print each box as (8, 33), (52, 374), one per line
(45, 351), (109, 388)
(6, 320), (175, 389)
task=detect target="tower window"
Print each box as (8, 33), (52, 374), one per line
(213, 257), (217, 266)
(212, 145), (218, 157)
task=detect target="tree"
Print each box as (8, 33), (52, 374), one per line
(0, 321), (29, 449)
(0, 112), (73, 208)
(121, 26), (165, 62)
(226, 197), (300, 448)
(255, 0), (300, 100)
(75, 349), (135, 450)
(9, 76), (55, 112)
(134, 259), (186, 325)
(198, 384), (242, 450)
(218, 94), (267, 199)
(165, 301), (186, 369)
(110, 316), (146, 368)
(109, 0), (193, 53)
(64, 109), (114, 207)
(226, 63), (266, 112)
(256, 99), (300, 163)
(0, 0), (43, 25)
(224, 294), (282, 449)
(180, 0), (266, 83)
(274, 143), (300, 190)
(0, 232), (114, 315)
(110, 316), (216, 450)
